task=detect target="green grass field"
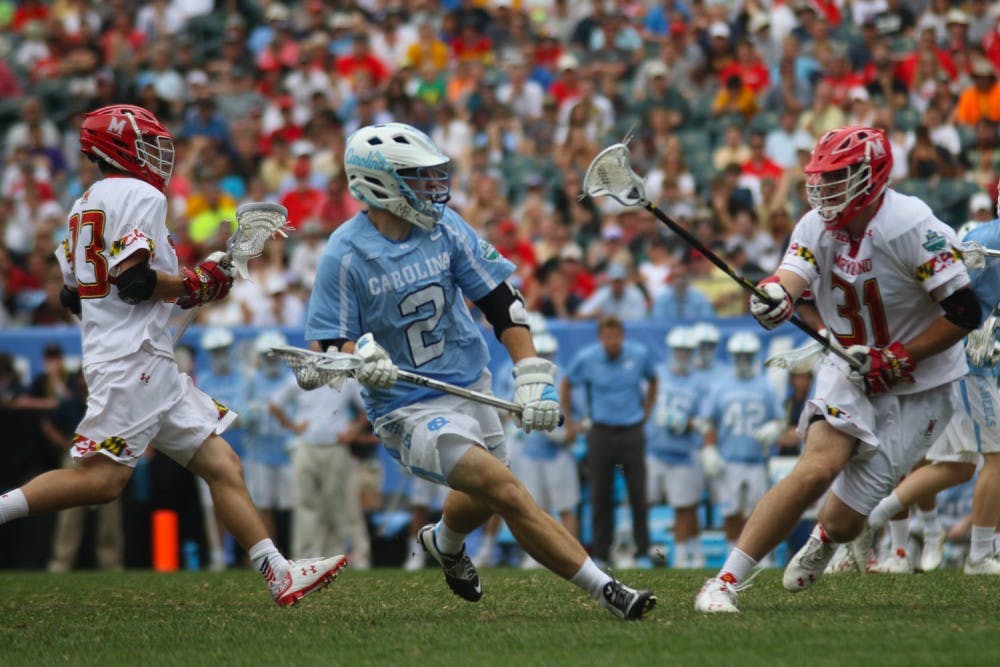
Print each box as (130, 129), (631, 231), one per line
(1, 568), (998, 666)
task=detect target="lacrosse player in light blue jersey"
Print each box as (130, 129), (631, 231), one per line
(198, 327), (248, 460)
(243, 330), (295, 549)
(647, 326), (708, 568)
(306, 122), (655, 620)
(700, 331), (784, 551)
(691, 321), (730, 394)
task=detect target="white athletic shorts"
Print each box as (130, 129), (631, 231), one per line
(927, 373), (1000, 464)
(517, 451), (581, 514)
(647, 456), (704, 508)
(409, 475), (448, 509)
(709, 462), (768, 519)
(800, 360), (957, 516)
(72, 346), (237, 468)
(374, 372), (507, 486)
(244, 459), (294, 510)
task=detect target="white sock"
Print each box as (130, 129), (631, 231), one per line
(868, 492), (904, 532)
(719, 548), (757, 584)
(917, 507), (940, 534)
(689, 538), (704, 567)
(888, 518), (909, 555)
(433, 519), (467, 556)
(970, 525), (995, 561)
(570, 557), (613, 599)
(0, 489), (28, 525)
(249, 538), (288, 583)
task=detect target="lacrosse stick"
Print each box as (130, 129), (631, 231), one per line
(270, 345), (528, 415)
(765, 339), (826, 373)
(172, 202), (290, 344)
(583, 142), (862, 370)
(959, 241), (1000, 271)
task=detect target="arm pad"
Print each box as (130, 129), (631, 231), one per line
(941, 286), (982, 331)
(116, 260), (158, 305)
(474, 281), (529, 340)
(59, 285), (81, 315)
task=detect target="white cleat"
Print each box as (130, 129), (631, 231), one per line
(868, 549), (913, 574)
(783, 536), (837, 591)
(825, 545), (854, 575)
(919, 529), (946, 572)
(694, 576), (743, 613)
(270, 555), (348, 607)
(844, 523), (876, 573)
(403, 542), (425, 571)
(964, 552), (1000, 575)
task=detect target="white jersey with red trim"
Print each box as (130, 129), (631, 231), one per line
(779, 188), (969, 394)
(56, 176), (178, 365)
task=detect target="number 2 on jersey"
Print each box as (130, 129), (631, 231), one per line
(831, 274), (889, 347)
(67, 210), (110, 298)
(400, 284), (445, 366)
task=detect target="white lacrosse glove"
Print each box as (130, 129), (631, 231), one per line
(513, 357), (561, 433)
(753, 420), (784, 453)
(701, 445), (725, 479)
(355, 333), (398, 389)
(965, 314), (1000, 368)
(749, 276), (793, 330)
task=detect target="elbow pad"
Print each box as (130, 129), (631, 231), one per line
(941, 287), (982, 331)
(474, 282), (529, 340)
(116, 261), (158, 305)
(59, 285), (81, 315)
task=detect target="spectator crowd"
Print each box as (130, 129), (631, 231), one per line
(1, 0), (999, 330)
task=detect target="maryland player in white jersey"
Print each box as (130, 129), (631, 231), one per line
(0, 104), (345, 606)
(695, 126), (981, 613)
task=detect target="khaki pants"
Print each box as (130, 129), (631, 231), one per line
(49, 455), (124, 572)
(291, 444), (370, 567)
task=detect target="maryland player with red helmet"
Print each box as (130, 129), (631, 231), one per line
(695, 125), (982, 613)
(0, 104), (347, 606)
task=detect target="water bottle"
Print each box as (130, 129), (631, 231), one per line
(183, 540), (201, 571)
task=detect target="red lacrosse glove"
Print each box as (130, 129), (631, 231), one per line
(177, 251), (235, 309)
(846, 341), (916, 395)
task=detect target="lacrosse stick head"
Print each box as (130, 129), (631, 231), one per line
(582, 144), (648, 207)
(228, 202), (290, 279)
(965, 311), (1000, 368)
(764, 339), (826, 373)
(268, 345), (362, 390)
(958, 241), (1000, 271)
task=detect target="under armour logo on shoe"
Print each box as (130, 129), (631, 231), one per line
(301, 565), (318, 575)
(139, 373), (150, 384)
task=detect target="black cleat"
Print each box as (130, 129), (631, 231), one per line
(417, 524), (483, 602)
(601, 579), (657, 620)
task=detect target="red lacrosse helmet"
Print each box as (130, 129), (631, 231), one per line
(804, 126), (892, 230)
(80, 104), (175, 191)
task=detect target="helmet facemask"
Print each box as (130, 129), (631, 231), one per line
(733, 353), (757, 379)
(670, 346), (695, 376)
(396, 162), (452, 228)
(806, 163), (872, 229)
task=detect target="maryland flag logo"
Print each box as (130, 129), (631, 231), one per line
(99, 436), (129, 456)
(110, 229), (154, 258)
(916, 249), (960, 282)
(212, 399), (230, 421)
(787, 242), (818, 270)
(826, 405), (849, 420)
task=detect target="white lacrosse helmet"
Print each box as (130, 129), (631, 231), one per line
(666, 326), (698, 375)
(254, 329), (288, 355)
(200, 326), (234, 351)
(957, 220), (983, 242)
(527, 311), (549, 335)
(727, 330), (761, 379)
(343, 122), (452, 231)
(692, 322), (720, 368)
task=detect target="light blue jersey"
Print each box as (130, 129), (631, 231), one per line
(565, 340), (656, 426)
(962, 220), (1000, 378)
(700, 371), (782, 464)
(243, 370), (293, 466)
(692, 362), (731, 397)
(197, 368), (248, 458)
(646, 366), (703, 464)
(306, 208), (515, 420)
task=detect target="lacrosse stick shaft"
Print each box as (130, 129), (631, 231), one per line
(396, 370), (521, 413)
(642, 201), (861, 368)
